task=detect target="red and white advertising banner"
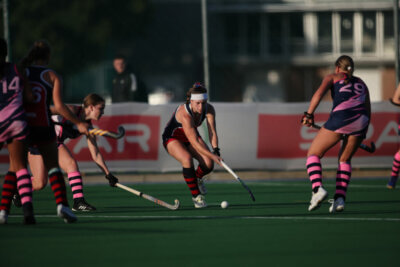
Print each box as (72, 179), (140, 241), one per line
(0, 102), (398, 173)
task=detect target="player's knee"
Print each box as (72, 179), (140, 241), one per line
(33, 177), (47, 190)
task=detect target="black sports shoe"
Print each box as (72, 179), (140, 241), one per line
(13, 193), (22, 208)
(22, 202), (36, 225)
(72, 198), (96, 212)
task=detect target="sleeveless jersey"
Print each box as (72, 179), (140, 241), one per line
(324, 75), (370, 137)
(0, 63), (28, 142)
(53, 106), (91, 144)
(24, 66), (54, 127)
(162, 103), (207, 145)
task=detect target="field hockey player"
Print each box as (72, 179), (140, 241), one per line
(28, 93), (119, 212)
(302, 55), (371, 213)
(162, 82), (222, 208)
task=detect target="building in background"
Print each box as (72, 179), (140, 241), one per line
(207, 0), (397, 102)
(62, 0), (397, 103)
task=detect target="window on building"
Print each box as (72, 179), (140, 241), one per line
(340, 12), (353, 53)
(289, 13), (305, 54)
(317, 12), (332, 53)
(268, 14), (283, 54)
(247, 14), (260, 55)
(362, 12), (376, 53)
(223, 14), (241, 55)
(383, 11), (394, 54)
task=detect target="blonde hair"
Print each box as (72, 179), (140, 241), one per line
(83, 93), (105, 108)
(186, 82), (207, 104)
(335, 55), (354, 76)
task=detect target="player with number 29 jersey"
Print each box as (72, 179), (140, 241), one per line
(324, 74), (370, 138)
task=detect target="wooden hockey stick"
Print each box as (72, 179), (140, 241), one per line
(220, 161), (255, 201)
(116, 183), (180, 210)
(89, 126), (125, 139)
(311, 124), (376, 153)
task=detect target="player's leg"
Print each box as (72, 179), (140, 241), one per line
(28, 150), (48, 190)
(38, 142), (76, 223)
(188, 137), (214, 195)
(58, 144), (95, 211)
(306, 128), (342, 211)
(166, 140), (205, 208)
(387, 149), (400, 189)
(6, 139), (35, 224)
(329, 135), (362, 213)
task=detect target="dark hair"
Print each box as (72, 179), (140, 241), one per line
(0, 38), (8, 79)
(114, 54), (127, 61)
(83, 93), (105, 108)
(335, 55), (354, 76)
(20, 40), (51, 68)
(186, 82), (207, 104)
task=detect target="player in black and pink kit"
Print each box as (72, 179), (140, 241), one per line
(28, 93), (119, 211)
(162, 82), (221, 208)
(302, 55), (371, 213)
(21, 40), (90, 223)
(0, 38), (36, 224)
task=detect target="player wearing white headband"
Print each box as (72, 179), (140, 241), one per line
(162, 82), (222, 208)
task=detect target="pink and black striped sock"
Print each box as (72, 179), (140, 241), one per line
(335, 162), (351, 200)
(68, 171), (84, 201)
(183, 167), (200, 197)
(306, 155), (323, 193)
(16, 169), (33, 205)
(0, 171), (17, 212)
(48, 168), (68, 206)
(390, 152), (400, 181)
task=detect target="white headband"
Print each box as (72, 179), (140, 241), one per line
(190, 93), (208, 101)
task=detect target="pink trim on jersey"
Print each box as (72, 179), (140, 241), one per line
(332, 98), (364, 112)
(335, 115), (369, 135)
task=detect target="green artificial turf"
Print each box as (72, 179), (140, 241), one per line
(0, 178), (399, 267)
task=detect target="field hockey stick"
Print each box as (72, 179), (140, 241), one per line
(311, 124), (376, 153)
(115, 183), (180, 210)
(89, 126), (125, 139)
(220, 160), (256, 202)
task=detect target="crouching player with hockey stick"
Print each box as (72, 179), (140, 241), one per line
(28, 93), (119, 211)
(301, 55), (371, 213)
(162, 82), (222, 208)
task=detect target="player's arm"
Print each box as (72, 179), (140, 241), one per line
(390, 83), (400, 106)
(86, 135), (119, 187)
(87, 135), (110, 175)
(17, 65), (34, 104)
(302, 74), (333, 126)
(179, 108), (221, 164)
(205, 104), (220, 156)
(47, 70), (89, 135)
(49, 104), (77, 115)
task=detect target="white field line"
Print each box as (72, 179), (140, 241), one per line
(250, 182), (387, 189)
(8, 214), (400, 222)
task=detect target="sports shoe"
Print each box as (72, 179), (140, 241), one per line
(329, 197), (345, 213)
(0, 210), (8, 224)
(197, 178), (207, 195)
(72, 198), (96, 212)
(57, 204), (77, 223)
(13, 193), (22, 208)
(22, 202), (36, 225)
(192, 194), (207, 208)
(387, 177), (398, 189)
(308, 187), (328, 211)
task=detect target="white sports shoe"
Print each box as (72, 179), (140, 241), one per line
(308, 187), (328, 211)
(192, 194), (207, 208)
(329, 197), (345, 213)
(197, 178), (207, 195)
(0, 210), (8, 224)
(57, 204), (77, 223)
